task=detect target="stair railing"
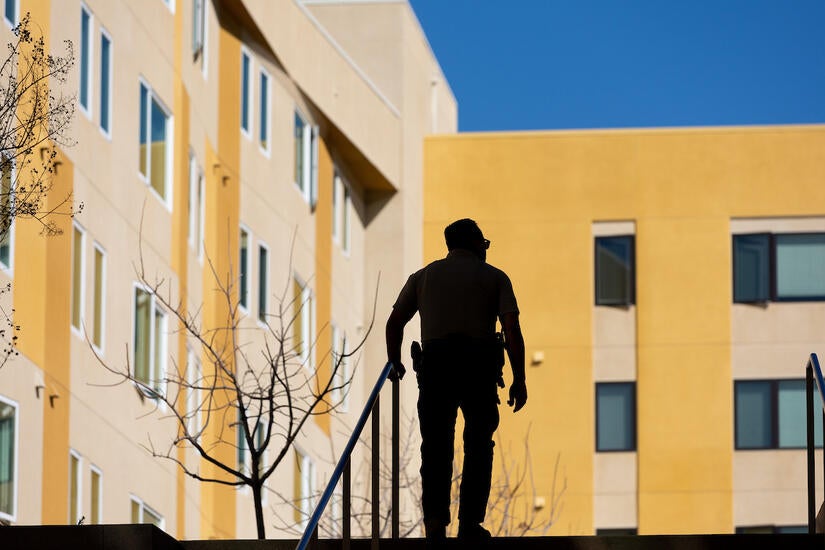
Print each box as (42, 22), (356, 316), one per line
(296, 361), (400, 550)
(805, 353), (825, 534)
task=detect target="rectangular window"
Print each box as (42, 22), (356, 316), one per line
(331, 324), (349, 412)
(258, 244), (268, 323)
(130, 496), (163, 527)
(293, 450), (315, 528)
(342, 186), (350, 253)
(99, 29), (112, 135)
(187, 152), (204, 258)
(71, 224), (85, 332)
(294, 111), (318, 207)
(138, 81), (171, 203)
(293, 278), (313, 367)
(133, 287), (167, 397)
(186, 350), (201, 435)
(79, 5), (92, 114)
(90, 466), (102, 524)
(734, 379), (823, 450)
(595, 236), (635, 306)
(69, 451), (81, 524)
(733, 232), (825, 303)
(0, 396), (17, 521)
(3, 0), (17, 27)
(239, 227), (249, 310)
(240, 50), (250, 135)
(162, 0), (174, 13)
(596, 382), (636, 452)
(259, 70), (269, 152)
(0, 157), (12, 270)
(191, 0), (204, 58)
(92, 244), (105, 350)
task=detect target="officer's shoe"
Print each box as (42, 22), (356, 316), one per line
(457, 522), (492, 540)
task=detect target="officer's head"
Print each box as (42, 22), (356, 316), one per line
(444, 218), (489, 261)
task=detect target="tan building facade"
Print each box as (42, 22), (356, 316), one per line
(0, 0), (455, 540)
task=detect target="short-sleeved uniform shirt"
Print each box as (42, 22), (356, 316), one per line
(393, 249), (519, 341)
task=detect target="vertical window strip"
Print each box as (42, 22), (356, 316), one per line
(258, 244), (268, 322)
(133, 287), (166, 396)
(191, 0), (204, 57)
(71, 225), (85, 331)
(0, 396), (17, 520)
(259, 71), (269, 151)
(138, 83), (148, 177)
(69, 451), (81, 524)
(186, 350), (201, 435)
(79, 6), (92, 113)
(241, 51), (250, 134)
(239, 228), (249, 309)
(138, 81), (171, 203)
(90, 467), (102, 524)
(99, 30), (112, 135)
(92, 245), (105, 350)
(294, 112), (305, 192)
(342, 185), (350, 253)
(0, 157), (13, 270)
(4, 0), (17, 26)
(332, 174), (340, 241)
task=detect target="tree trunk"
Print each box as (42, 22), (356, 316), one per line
(252, 482), (266, 539)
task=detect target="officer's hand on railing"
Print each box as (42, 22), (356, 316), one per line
(388, 361), (406, 382)
(507, 379), (527, 412)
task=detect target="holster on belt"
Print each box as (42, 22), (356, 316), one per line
(411, 340), (423, 373)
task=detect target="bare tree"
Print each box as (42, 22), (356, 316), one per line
(94, 236), (375, 539)
(0, 12), (78, 370)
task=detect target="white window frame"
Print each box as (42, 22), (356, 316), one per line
(132, 284), (168, 399)
(186, 348), (201, 436)
(330, 324), (349, 412)
(0, 156), (15, 274)
(91, 242), (106, 354)
(99, 27), (113, 138)
(191, 0), (204, 59)
(0, 394), (19, 523)
(239, 225), (251, 312)
(258, 68), (270, 155)
(130, 494), (164, 528)
(89, 464), (103, 524)
(68, 449), (82, 525)
(342, 183), (351, 255)
(162, 0), (175, 14)
(296, 450), (315, 530)
(295, 277), (315, 371)
(332, 172), (340, 243)
(79, 3), (93, 118)
(199, 0), (208, 79)
(187, 151), (204, 260)
(294, 110), (318, 208)
(3, 0), (18, 28)
(240, 48), (252, 138)
(71, 223), (86, 336)
(138, 77), (174, 209)
(257, 241), (269, 325)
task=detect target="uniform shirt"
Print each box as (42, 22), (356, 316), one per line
(393, 249), (519, 341)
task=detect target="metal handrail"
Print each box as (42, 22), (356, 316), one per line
(805, 353), (824, 534)
(296, 361), (400, 550)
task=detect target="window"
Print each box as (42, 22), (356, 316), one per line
(90, 466), (102, 524)
(0, 157), (13, 270)
(331, 324), (349, 412)
(239, 227), (249, 310)
(69, 451), (81, 524)
(92, 244), (105, 350)
(162, 0), (174, 13)
(596, 528), (637, 536)
(138, 81), (172, 203)
(79, 5), (93, 115)
(99, 29), (112, 136)
(71, 224), (85, 332)
(596, 382), (636, 452)
(293, 450), (315, 528)
(258, 244), (268, 323)
(735, 379), (823, 450)
(186, 349), (201, 435)
(294, 111), (318, 207)
(293, 278), (313, 368)
(0, 396), (17, 521)
(332, 174), (351, 253)
(595, 236), (635, 306)
(133, 286), (167, 397)
(187, 152), (204, 258)
(3, 0), (17, 27)
(736, 525), (807, 534)
(191, 0), (204, 58)
(733, 233), (825, 303)
(237, 414), (265, 480)
(259, 70), (270, 152)
(130, 496), (163, 527)
(240, 50), (251, 136)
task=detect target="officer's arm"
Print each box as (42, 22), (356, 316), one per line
(500, 311), (527, 412)
(386, 307), (414, 377)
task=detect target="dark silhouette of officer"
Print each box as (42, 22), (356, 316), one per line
(386, 218), (527, 541)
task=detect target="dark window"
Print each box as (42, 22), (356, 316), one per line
(596, 382), (636, 452)
(595, 236), (635, 306)
(733, 232), (825, 303)
(736, 525), (807, 534)
(258, 245), (268, 322)
(734, 379), (823, 450)
(596, 528), (638, 536)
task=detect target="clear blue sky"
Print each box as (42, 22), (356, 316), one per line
(408, 0), (825, 132)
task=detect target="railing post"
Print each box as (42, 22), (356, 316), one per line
(372, 393), (380, 549)
(807, 363), (816, 534)
(343, 458), (351, 550)
(392, 378), (400, 539)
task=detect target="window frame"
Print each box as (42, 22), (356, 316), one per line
(330, 323), (349, 412)
(91, 242), (106, 353)
(68, 449), (82, 525)
(162, 0), (175, 14)
(191, 0), (204, 59)
(0, 394), (19, 523)
(258, 68), (270, 155)
(89, 464), (103, 524)
(594, 235), (636, 307)
(132, 284), (168, 399)
(293, 109), (318, 208)
(0, 156), (13, 274)
(130, 494), (164, 528)
(257, 241), (268, 324)
(99, 27), (113, 138)
(187, 150), (205, 260)
(239, 225), (250, 311)
(595, 381), (637, 453)
(137, 78), (173, 208)
(294, 448), (315, 529)
(71, 223), (86, 335)
(240, 48), (252, 138)
(186, 348), (201, 436)
(3, 0), (18, 28)
(293, 276), (315, 371)
(79, 3), (94, 118)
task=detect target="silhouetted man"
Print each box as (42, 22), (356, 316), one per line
(386, 218), (527, 542)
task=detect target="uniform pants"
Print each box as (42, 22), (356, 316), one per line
(416, 341), (500, 527)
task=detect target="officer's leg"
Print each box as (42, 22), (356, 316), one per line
(457, 378), (500, 525)
(417, 362), (459, 530)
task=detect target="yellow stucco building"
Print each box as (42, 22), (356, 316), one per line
(423, 125), (825, 535)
